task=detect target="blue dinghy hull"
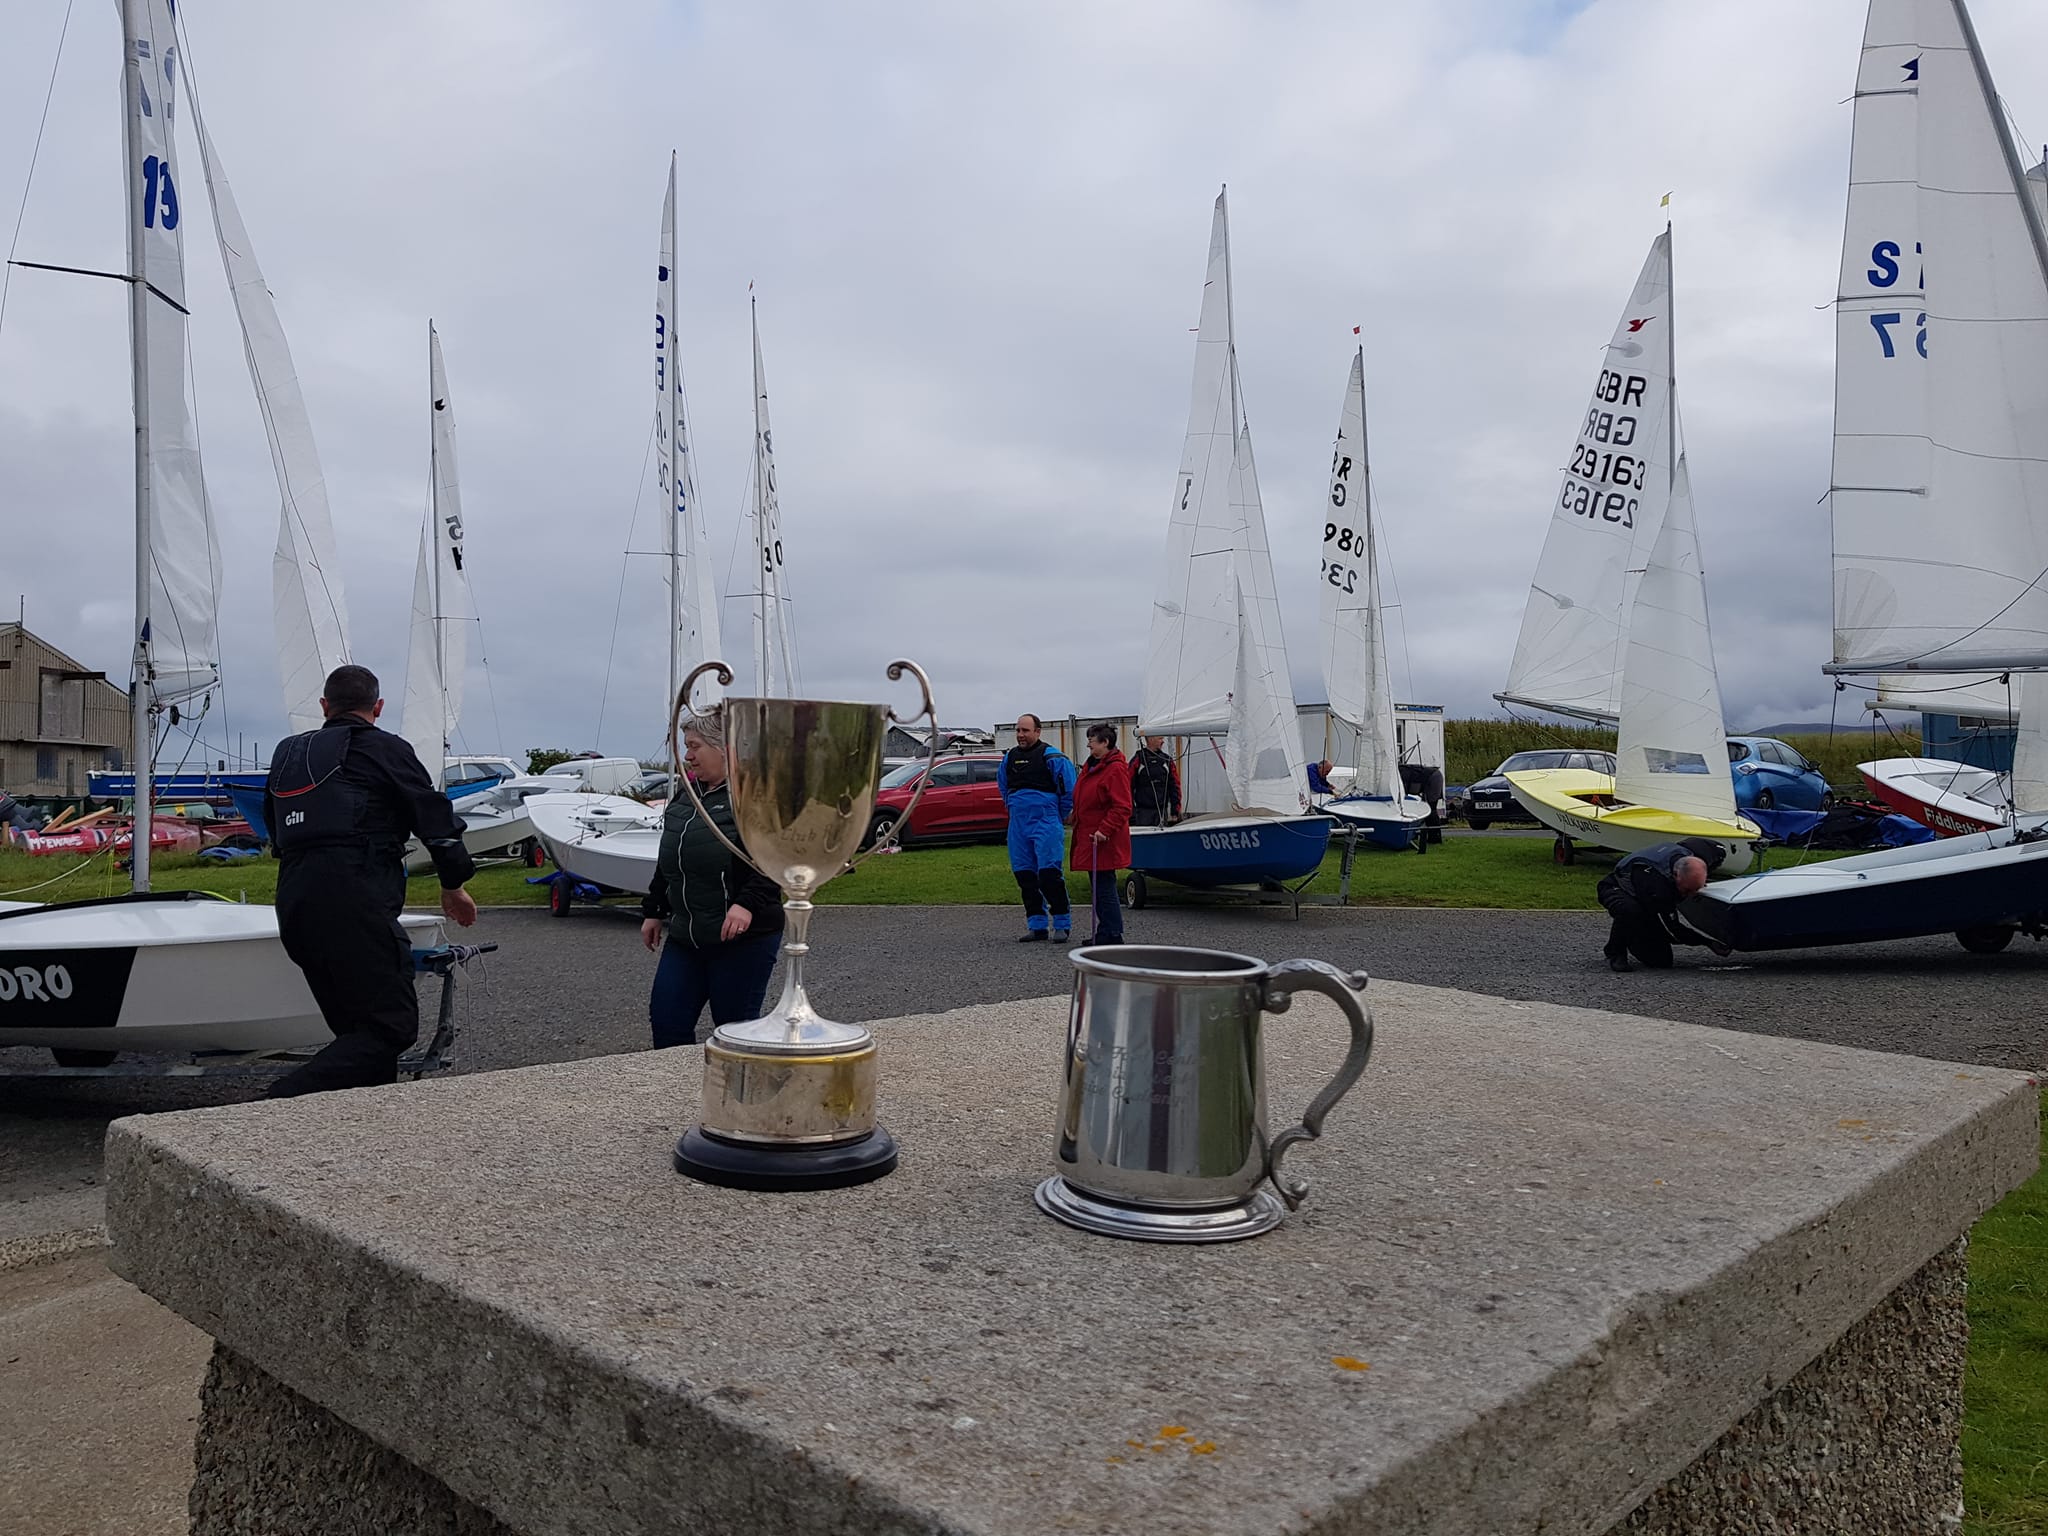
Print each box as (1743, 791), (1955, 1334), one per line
(1129, 815), (1333, 888)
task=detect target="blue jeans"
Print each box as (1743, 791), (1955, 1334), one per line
(650, 930), (781, 1048)
(1087, 871), (1124, 944)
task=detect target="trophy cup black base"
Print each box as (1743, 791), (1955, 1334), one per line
(674, 1125), (898, 1191)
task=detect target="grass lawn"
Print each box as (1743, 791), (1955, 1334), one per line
(1966, 1100), (2048, 1534)
(3, 832), (2039, 1524)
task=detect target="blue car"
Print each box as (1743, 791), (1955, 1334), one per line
(1727, 737), (1832, 813)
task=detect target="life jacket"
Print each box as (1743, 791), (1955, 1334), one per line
(1004, 741), (1058, 796)
(269, 725), (367, 853)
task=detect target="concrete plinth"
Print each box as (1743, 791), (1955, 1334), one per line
(105, 980), (2038, 1536)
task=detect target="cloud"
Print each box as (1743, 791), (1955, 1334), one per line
(4, 0), (2046, 773)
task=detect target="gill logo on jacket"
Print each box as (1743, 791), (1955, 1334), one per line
(0, 964), (73, 1002)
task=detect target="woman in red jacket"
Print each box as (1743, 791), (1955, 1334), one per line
(1070, 723), (1133, 944)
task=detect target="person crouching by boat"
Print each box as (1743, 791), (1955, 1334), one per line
(640, 710), (784, 1046)
(1072, 724), (1133, 944)
(1130, 735), (1181, 827)
(1000, 713), (1077, 943)
(1596, 839), (1733, 972)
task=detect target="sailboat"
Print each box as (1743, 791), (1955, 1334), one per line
(1311, 348), (1431, 851)
(1126, 190), (1334, 906)
(1501, 227), (1761, 871)
(0, 0), (435, 1062)
(528, 154), (723, 910)
(750, 295), (799, 698)
(398, 325), (534, 871)
(1686, 0), (2048, 953)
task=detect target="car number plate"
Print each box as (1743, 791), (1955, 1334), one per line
(1474, 799), (1504, 811)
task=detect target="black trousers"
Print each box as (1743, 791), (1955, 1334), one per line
(1596, 873), (1675, 969)
(269, 846), (419, 1097)
(1013, 867), (1071, 931)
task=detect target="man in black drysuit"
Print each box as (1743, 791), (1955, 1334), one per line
(264, 665), (478, 1097)
(1596, 838), (1733, 972)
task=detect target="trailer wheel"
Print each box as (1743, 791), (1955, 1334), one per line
(1553, 835), (1576, 866)
(525, 839), (548, 868)
(1956, 925), (2015, 954)
(548, 878), (575, 918)
(51, 1048), (117, 1068)
(1122, 872), (1147, 910)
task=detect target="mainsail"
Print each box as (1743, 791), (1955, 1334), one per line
(751, 296), (798, 696)
(1318, 348), (1400, 802)
(1498, 231), (1674, 723)
(1613, 456), (1740, 822)
(123, 0), (221, 712)
(401, 324), (473, 786)
(656, 155), (722, 709)
(1829, 0), (2048, 675)
(187, 101), (348, 735)
(1141, 190), (1308, 814)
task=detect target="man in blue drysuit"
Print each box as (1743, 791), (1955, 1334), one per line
(998, 713), (1077, 943)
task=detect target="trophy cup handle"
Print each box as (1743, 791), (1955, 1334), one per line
(850, 659), (941, 866)
(1259, 961), (1375, 1211)
(666, 659), (759, 871)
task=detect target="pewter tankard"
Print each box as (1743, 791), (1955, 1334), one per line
(1034, 945), (1373, 1242)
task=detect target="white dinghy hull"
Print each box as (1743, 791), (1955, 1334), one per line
(527, 793), (662, 894)
(0, 893), (440, 1055)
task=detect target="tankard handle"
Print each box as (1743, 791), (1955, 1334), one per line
(1260, 960), (1374, 1211)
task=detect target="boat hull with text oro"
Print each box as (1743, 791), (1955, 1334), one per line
(0, 893), (440, 1056)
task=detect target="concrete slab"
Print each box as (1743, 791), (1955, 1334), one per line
(105, 980), (2039, 1536)
(0, 1250), (212, 1536)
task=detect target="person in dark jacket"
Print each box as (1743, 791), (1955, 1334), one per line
(640, 710), (785, 1047)
(998, 713), (1078, 942)
(1071, 724), (1133, 944)
(263, 664), (478, 1098)
(1129, 735), (1180, 827)
(1597, 839), (1732, 971)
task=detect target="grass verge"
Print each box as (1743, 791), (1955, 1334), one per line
(1966, 1094), (2048, 1534)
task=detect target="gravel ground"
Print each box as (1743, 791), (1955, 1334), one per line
(6, 901), (2044, 1244)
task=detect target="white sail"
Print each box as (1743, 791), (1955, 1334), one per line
(751, 297), (798, 696)
(656, 156), (722, 706)
(122, 0), (220, 711)
(1873, 675), (2016, 720)
(1318, 349), (1400, 800)
(401, 325), (473, 786)
(1499, 231), (1674, 723)
(1226, 423), (1310, 814)
(1143, 191), (1242, 736)
(2010, 673), (2048, 813)
(1613, 456), (1739, 822)
(187, 103), (348, 735)
(1830, 0), (2048, 675)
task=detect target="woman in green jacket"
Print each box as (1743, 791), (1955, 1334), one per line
(640, 712), (784, 1047)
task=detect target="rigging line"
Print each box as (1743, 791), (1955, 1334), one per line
(0, 0), (75, 343)
(474, 612), (508, 760)
(174, 9), (350, 660)
(593, 417), (656, 747)
(175, 300), (231, 778)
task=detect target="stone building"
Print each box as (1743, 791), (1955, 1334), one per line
(0, 621), (128, 797)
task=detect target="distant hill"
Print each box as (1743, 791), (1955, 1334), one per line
(1740, 722), (1843, 738)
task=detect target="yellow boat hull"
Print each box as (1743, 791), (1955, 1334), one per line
(1504, 769), (1760, 874)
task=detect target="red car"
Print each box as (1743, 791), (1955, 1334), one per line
(868, 753), (1008, 847)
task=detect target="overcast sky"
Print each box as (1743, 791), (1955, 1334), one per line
(6, 0), (2048, 767)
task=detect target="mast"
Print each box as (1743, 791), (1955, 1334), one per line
(664, 157), (681, 742)
(752, 294), (768, 695)
(429, 321), (445, 780)
(1665, 218), (1676, 498)
(121, 3), (155, 893)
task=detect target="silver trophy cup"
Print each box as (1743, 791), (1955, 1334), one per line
(668, 659), (938, 1190)
(1036, 945), (1374, 1241)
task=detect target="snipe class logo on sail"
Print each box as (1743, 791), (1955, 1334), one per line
(0, 964), (74, 1003)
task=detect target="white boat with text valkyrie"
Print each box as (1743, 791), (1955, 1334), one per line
(1126, 190), (1333, 908)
